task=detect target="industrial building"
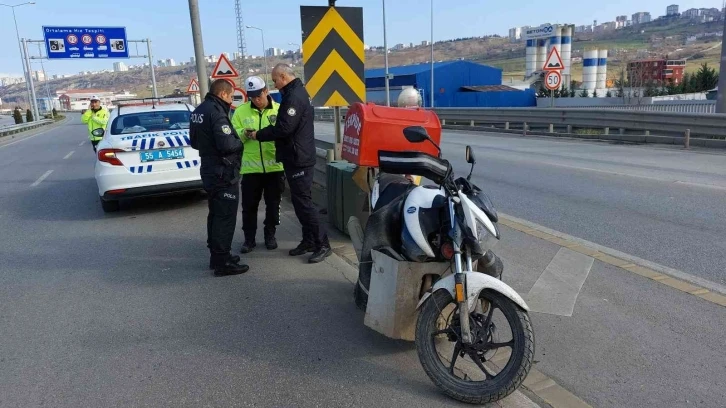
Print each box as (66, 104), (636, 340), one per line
(364, 60), (535, 108)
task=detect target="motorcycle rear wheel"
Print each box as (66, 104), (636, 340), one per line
(415, 288), (534, 405)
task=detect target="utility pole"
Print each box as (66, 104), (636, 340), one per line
(716, 14), (726, 113)
(188, 0), (209, 98)
(383, 0), (390, 106)
(146, 39), (159, 98)
(430, 0), (435, 109)
(21, 38), (39, 121)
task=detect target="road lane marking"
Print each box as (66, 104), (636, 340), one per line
(31, 170), (53, 187)
(78, 141), (85, 146)
(63, 151), (75, 160)
(500, 212), (726, 308)
(525, 247), (594, 317)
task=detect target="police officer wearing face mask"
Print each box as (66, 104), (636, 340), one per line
(231, 76), (285, 254)
(190, 79), (250, 276)
(246, 64), (331, 264)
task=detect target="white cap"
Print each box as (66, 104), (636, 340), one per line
(245, 76), (266, 97)
(90, 95), (100, 101)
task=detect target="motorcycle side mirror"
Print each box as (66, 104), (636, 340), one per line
(465, 145), (476, 164)
(403, 126), (429, 143)
(92, 128), (105, 137)
(465, 145), (476, 181)
(403, 126), (442, 158)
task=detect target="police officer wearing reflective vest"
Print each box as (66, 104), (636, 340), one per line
(80, 95), (109, 152)
(246, 64), (331, 264)
(231, 76), (285, 254)
(189, 79), (250, 276)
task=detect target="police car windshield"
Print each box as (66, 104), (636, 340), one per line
(110, 111), (191, 135)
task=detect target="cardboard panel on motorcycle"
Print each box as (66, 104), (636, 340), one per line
(341, 102), (442, 167)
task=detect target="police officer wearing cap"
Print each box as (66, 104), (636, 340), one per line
(247, 64), (331, 264)
(81, 95), (109, 152)
(231, 76), (285, 254)
(189, 79), (250, 276)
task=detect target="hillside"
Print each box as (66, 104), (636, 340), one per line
(1, 18), (723, 106)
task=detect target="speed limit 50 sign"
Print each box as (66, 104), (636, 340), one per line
(545, 71), (562, 91)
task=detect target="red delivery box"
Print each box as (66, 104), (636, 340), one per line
(341, 102), (442, 167)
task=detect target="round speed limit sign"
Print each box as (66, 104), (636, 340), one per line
(545, 71), (562, 91)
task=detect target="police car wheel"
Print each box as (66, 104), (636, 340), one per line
(101, 198), (120, 213)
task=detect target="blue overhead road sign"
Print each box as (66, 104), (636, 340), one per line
(42, 26), (129, 59)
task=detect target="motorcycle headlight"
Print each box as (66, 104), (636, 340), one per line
(476, 219), (500, 251)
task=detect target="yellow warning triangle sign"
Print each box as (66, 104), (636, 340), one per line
(211, 54), (239, 79)
(186, 78), (200, 93)
(543, 47), (564, 71)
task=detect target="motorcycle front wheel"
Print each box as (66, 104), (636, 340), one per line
(415, 288), (534, 405)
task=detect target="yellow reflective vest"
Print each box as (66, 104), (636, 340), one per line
(81, 107), (110, 141)
(231, 98), (284, 174)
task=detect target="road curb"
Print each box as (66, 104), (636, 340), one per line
(499, 213), (726, 306)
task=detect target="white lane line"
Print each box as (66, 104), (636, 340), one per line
(63, 151), (75, 160)
(525, 247), (594, 317)
(31, 170), (54, 187)
(78, 141), (85, 146)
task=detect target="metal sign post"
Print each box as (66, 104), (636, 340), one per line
(21, 38), (40, 122)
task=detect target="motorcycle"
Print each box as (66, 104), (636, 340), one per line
(351, 125), (534, 405)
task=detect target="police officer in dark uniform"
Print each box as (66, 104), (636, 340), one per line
(247, 64), (332, 264)
(190, 79), (250, 276)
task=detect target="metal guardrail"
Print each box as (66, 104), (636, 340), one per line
(313, 107), (726, 147)
(0, 119), (55, 137)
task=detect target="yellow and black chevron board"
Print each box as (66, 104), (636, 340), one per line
(300, 6), (365, 107)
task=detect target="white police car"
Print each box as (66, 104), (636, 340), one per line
(94, 98), (203, 212)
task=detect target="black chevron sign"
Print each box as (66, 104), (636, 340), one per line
(300, 6), (365, 107)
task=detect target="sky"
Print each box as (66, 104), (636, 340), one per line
(0, 0), (723, 78)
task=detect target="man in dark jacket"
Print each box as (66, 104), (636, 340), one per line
(247, 64), (331, 264)
(190, 79), (250, 276)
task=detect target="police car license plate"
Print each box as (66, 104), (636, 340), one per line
(140, 148), (184, 162)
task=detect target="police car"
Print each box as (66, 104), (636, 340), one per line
(94, 98), (203, 212)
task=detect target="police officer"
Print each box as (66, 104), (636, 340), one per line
(81, 95), (109, 152)
(189, 79), (249, 276)
(231, 76), (285, 254)
(247, 64), (331, 264)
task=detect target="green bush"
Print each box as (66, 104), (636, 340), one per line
(26, 109), (33, 122)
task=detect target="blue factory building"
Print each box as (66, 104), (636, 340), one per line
(364, 60), (535, 108)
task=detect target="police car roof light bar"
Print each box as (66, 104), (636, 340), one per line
(115, 97), (190, 115)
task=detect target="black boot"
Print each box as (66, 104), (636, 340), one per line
(308, 246), (332, 263)
(264, 227), (277, 250)
(210, 253), (249, 276)
(209, 254), (240, 269)
(240, 240), (256, 254)
(289, 241), (315, 256)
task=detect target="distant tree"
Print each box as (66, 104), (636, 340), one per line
(579, 89), (589, 97)
(13, 107), (23, 124)
(52, 108), (57, 118)
(592, 89), (599, 97)
(570, 88), (576, 97)
(606, 90), (613, 97)
(560, 87), (570, 98)
(26, 108), (33, 122)
(665, 79), (678, 95)
(695, 62), (718, 92)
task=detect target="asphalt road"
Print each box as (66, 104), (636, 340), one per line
(314, 122), (726, 287)
(0, 116), (540, 407)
